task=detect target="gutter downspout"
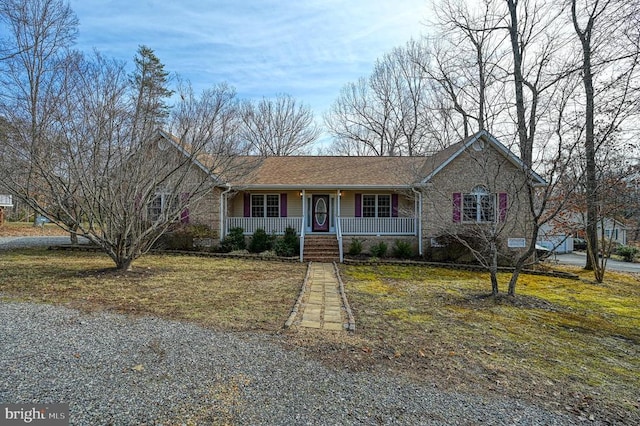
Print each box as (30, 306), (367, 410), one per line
(219, 185), (232, 241)
(412, 187), (423, 256)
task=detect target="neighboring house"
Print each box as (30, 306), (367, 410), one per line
(599, 218), (627, 246)
(157, 130), (546, 262)
(537, 222), (573, 253)
(538, 215), (628, 253)
(0, 194), (13, 225)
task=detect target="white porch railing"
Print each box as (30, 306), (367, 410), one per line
(226, 217), (303, 235)
(340, 217), (416, 235)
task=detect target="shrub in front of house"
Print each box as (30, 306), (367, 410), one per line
(392, 240), (414, 259)
(156, 229), (193, 251)
(249, 228), (272, 253)
(273, 226), (299, 257)
(428, 233), (514, 266)
(370, 241), (388, 258)
(220, 227), (246, 252)
(616, 245), (639, 262)
(348, 238), (363, 256)
(155, 223), (211, 251)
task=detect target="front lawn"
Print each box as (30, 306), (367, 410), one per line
(338, 264), (639, 423)
(0, 249), (307, 331)
(1, 245), (637, 422)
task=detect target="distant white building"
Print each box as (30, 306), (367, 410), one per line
(538, 222), (573, 253)
(0, 194), (13, 224)
(599, 217), (627, 246)
(0, 194), (12, 207)
(538, 214), (627, 253)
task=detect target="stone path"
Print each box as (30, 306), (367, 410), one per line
(298, 263), (346, 331)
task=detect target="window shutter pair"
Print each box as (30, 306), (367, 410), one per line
(243, 193), (287, 217)
(452, 192), (507, 222)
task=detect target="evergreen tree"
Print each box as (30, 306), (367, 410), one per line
(130, 45), (173, 140)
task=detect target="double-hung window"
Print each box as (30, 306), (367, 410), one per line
(454, 188), (507, 223)
(252, 194), (280, 217)
(462, 186), (495, 223)
(147, 192), (178, 221)
(362, 194), (391, 218)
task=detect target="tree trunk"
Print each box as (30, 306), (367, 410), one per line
(506, 0), (531, 168)
(115, 257), (133, 272)
(572, 0), (599, 271)
(69, 224), (79, 245)
(490, 240), (499, 296)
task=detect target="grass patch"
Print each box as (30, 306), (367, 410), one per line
(0, 249), (306, 331)
(340, 264), (640, 422)
(0, 221), (68, 237)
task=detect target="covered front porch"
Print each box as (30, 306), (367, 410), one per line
(221, 188), (422, 262)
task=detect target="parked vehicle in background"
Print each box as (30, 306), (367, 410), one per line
(573, 238), (587, 250)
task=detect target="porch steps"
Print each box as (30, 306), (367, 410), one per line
(303, 235), (340, 262)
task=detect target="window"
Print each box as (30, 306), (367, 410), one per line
(147, 193), (178, 221)
(362, 194), (391, 218)
(148, 196), (163, 221)
(251, 194), (280, 217)
(462, 186), (495, 223)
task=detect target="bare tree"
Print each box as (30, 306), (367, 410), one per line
(325, 39), (434, 156)
(2, 51), (252, 270)
(423, 134), (534, 296)
(499, 0), (585, 296)
(427, 0), (508, 139)
(240, 93), (319, 156)
(569, 0), (640, 277)
(0, 1), (256, 270)
(404, 0), (586, 296)
(325, 77), (384, 155)
(0, 0), (78, 218)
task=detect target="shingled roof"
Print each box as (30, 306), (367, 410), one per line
(228, 156), (426, 188)
(157, 129), (544, 189)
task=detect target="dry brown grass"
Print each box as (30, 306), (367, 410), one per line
(331, 264), (639, 423)
(2, 242), (638, 422)
(0, 249), (307, 331)
(0, 221), (68, 237)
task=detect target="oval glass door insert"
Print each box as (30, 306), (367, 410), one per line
(315, 197), (327, 226)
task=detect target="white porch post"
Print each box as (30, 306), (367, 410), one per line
(337, 188), (343, 262)
(300, 189), (306, 262)
(219, 186), (232, 241)
(412, 187), (423, 255)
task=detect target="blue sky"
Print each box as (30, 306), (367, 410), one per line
(69, 0), (429, 123)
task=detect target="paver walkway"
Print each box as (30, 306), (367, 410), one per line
(298, 263), (346, 331)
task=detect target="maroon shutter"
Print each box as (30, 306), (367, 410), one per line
(243, 193), (251, 217)
(180, 193), (190, 224)
(280, 193), (287, 217)
(499, 193), (508, 222)
(355, 193), (362, 218)
(392, 194), (398, 217)
(452, 193), (462, 223)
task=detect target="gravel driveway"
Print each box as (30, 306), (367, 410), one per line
(0, 302), (581, 425)
(0, 236), (89, 250)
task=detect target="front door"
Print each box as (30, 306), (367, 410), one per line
(312, 195), (330, 232)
